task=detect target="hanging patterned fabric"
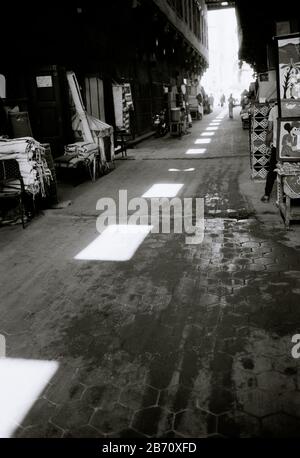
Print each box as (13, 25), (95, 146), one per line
(250, 102), (276, 180)
(112, 83), (134, 134)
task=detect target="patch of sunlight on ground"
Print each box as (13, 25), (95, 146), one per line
(0, 358), (58, 438)
(75, 225), (153, 261)
(142, 183), (184, 198)
(185, 149), (207, 155)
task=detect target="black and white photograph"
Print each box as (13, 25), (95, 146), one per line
(0, 0), (300, 452)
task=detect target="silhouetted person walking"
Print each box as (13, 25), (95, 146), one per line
(228, 94), (234, 119)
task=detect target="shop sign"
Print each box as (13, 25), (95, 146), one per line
(36, 75), (53, 88)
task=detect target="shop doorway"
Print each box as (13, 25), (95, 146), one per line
(28, 65), (72, 157)
(84, 76), (106, 122)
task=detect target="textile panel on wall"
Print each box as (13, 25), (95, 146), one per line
(250, 103), (274, 180)
(112, 83), (133, 133)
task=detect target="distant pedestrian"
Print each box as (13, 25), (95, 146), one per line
(220, 94), (225, 107)
(228, 94), (234, 119)
(180, 107), (188, 135)
(196, 92), (203, 120)
(209, 94), (214, 111)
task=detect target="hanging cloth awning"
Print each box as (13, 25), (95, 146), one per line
(71, 112), (113, 138)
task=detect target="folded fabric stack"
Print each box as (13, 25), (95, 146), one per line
(0, 137), (52, 196)
(55, 142), (99, 169)
(71, 113), (114, 163)
(65, 141), (99, 163)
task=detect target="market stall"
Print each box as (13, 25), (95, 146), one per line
(274, 33), (300, 227)
(55, 71), (114, 182)
(0, 137), (56, 224)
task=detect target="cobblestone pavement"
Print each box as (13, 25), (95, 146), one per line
(0, 108), (300, 438)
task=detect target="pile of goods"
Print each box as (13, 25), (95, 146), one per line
(55, 142), (99, 179)
(0, 137), (52, 196)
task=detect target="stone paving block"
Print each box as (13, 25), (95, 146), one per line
(174, 408), (216, 437)
(206, 433), (226, 438)
(132, 407), (173, 437)
(234, 365), (259, 392)
(261, 252), (277, 258)
(119, 384), (159, 411)
(64, 425), (104, 438)
(253, 257), (277, 265)
(217, 411), (261, 438)
(44, 378), (86, 405)
(208, 389), (235, 415)
(158, 384), (199, 413)
(257, 371), (296, 392)
(15, 422), (64, 438)
(265, 264), (290, 272)
(242, 242), (260, 249)
(82, 384), (121, 409)
(20, 398), (57, 429)
(197, 294), (220, 307)
(90, 404), (134, 435)
(235, 354), (273, 374)
(248, 265), (266, 272)
(222, 338), (251, 359)
(158, 430), (188, 438)
(51, 400), (94, 430)
(206, 285), (233, 296)
(271, 355), (299, 375)
(237, 389), (282, 417)
(108, 428), (147, 438)
(245, 331), (290, 359)
(261, 413), (300, 437)
(280, 391), (300, 417)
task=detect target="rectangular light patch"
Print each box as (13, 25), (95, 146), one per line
(185, 149), (206, 155)
(75, 225), (152, 261)
(194, 138), (211, 144)
(142, 183), (183, 198)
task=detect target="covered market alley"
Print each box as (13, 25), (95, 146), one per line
(0, 0), (300, 442)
